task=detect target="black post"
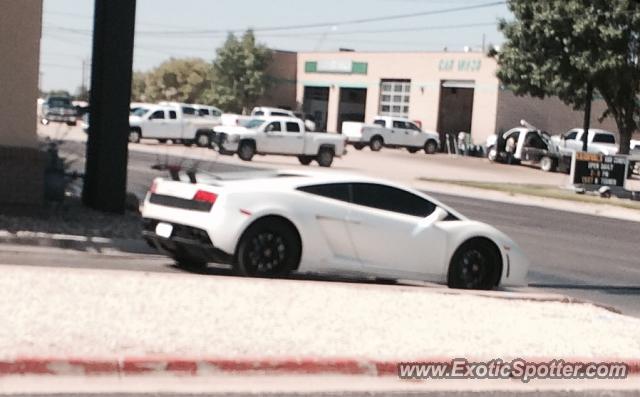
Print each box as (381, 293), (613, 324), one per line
(582, 82), (593, 152)
(82, 0), (137, 213)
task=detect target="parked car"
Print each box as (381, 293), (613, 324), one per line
(342, 116), (440, 154)
(486, 122), (566, 172)
(221, 113), (252, 127)
(213, 116), (346, 167)
(550, 128), (619, 155)
(252, 107), (316, 131)
(128, 104), (219, 146)
(141, 171), (529, 290)
(41, 96), (77, 126)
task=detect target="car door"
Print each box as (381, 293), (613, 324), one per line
(406, 121), (424, 147)
(296, 183), (363, 274)
(345, 183), (448, 280)
(563, 129), (582, 152)
(280, 121), (305, 154)
(261, 120), (284, 153)
(387, 120), (407, 145)
(145, 110), (169, 138)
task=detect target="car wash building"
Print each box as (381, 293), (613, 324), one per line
(293, 51), (619, 145)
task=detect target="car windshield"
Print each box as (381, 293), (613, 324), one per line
(132, 108), (149, 117)
(245, 119), (266, 129)
(48, 97), (72, 108)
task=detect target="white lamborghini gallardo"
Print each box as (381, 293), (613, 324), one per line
(141, 171), (529, 289)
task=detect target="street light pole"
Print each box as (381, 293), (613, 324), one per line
(82, 0), (137, 213)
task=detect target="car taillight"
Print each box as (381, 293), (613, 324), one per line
(150, 180), (158, 194)
(193, 190), (217, 205)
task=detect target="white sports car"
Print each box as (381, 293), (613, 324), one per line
(141, 171), (529, 290)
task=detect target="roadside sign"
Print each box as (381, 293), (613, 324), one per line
(570, 152), (629, 189)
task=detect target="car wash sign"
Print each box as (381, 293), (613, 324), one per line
(571, 152), (628, 188)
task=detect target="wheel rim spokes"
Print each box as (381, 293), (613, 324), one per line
(247, 232), (286, 274)
(460, 250), (486, 288)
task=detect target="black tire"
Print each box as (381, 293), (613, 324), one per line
(447, 239), (500, 290)
(195, 132), (212, 148)
(370, 136), (383, 152)
(407, 147), (420, 154)
(238, 141), (256, 161)
(298, 155), (313, 165)
(66, 121), (77, 127)
(424, 139), (438, 154)
(540, 156), (557, 172)
(158, 139), (167, 144)
(316, 147), (334, 167)
(353, 143), (365, 151)
(128, 129), (141, 144)
(234, 218), (301, 277)
(183, 140), (194, 147)
(173, 254), (207, 273)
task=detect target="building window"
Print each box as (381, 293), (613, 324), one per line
(379, 79), (411, 117)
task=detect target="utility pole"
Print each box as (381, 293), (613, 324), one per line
(83, 0), (137, 213)
(582, 82), (593, 152)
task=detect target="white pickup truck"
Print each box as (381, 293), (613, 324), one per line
(129, 105), (220, 147)
(213, 116), (346, 167)
(550, 128), (619, 155)
(342, 116), (440, 154)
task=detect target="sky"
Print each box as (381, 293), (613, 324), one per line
(40, 0), (512, 92)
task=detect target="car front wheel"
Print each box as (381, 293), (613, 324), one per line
(540, 156), (557, 172)
(447, 240), (500, 290)
(234, 218), (301, 277)
(424, 140), (438, 154)
(298, 155), (313, 165)
(238, 141), (256, 161)
(129, 129), (141, 144)
(370, 137), (383, 152)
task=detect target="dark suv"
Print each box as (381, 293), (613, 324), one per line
(41, 96), (77, 126)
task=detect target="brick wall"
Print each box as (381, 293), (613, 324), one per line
(495, 89), (621, 136)
(0, 146), (45, 207)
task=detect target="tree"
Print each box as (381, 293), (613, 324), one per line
(142, 58), (212, 103)
(207, 30), (272, 114)
(497, 0), (640, 154)
(131, 71), (147, 101)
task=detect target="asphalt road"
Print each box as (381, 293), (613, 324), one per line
(12, 140), (640, 317)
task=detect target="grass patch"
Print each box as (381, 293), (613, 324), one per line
(419, 178), (640, 211)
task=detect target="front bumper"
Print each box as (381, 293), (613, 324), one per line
(44, 113), (76, 122)
(142, 218), (233, 264)
(213, 133), (239, 152)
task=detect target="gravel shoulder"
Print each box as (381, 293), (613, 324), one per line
(2, 265), (640, 361)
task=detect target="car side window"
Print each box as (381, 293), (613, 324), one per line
(351, 183), (436, 217)
(408, 122), (421, 131)
(273, 111), (291, 117)
(254, 111), (265, 116)
(593, 133), (616, 144)
(169, 111), (177, 119)
(392, 120), (407, 129)
(150, 110), (165, 120)
(265, 122), (281, 132)
(182, 107), (196, 115)
(297, 183), (351, 203)
(373, 119), (386, 127)
(565, 131), (578, 140)
(286, 122), (301, 133)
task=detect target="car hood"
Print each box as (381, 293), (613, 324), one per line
(214, 125), (252, 135)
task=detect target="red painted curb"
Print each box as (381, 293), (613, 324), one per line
(0, 357), (638, 377)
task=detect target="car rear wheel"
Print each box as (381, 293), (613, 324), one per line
(407, 147), (420, 154)
(540, 156), (557, 172)
(238, 141), (256, 161)
(353, 143), (365, 151)
(298, 155), (313, 165)
(370, 137), (383, 152)
(173, 254), (207, 273)
(487, 146), (498, 162)
(235, 218), (301, 277)
(424, 140), (438, 154)
(316, 147), (334, 167)
(128, 129), (141, 144)
(158, 139), (167, 144)
(447, 240), (500, 290)
(196, 133), (211, 148)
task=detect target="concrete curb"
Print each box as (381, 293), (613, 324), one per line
(1, 357), (639, 377)
(0, 232), (155, 255)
